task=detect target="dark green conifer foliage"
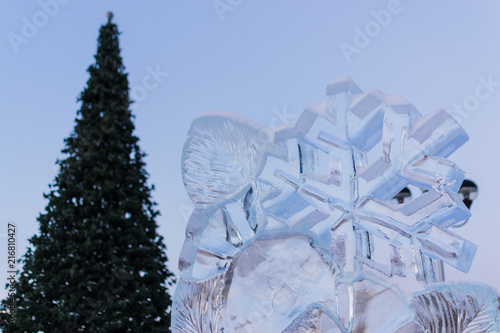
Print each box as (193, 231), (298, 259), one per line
(0, 14), (174, 332)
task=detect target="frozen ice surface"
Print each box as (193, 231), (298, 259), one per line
(172, 76), (499, 332)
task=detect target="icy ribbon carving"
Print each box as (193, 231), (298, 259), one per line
(172, 76), (500, 332)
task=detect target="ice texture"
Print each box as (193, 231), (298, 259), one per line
(172, 76), (499, 332)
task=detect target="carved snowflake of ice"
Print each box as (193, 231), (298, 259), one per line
(172, 76), (499, 332)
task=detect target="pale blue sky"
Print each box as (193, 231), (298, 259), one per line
(2, 1), (500, 302)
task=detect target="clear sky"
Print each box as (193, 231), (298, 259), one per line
(2, 0), (500, 302)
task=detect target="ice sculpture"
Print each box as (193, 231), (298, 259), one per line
(172, 76), (500, 332)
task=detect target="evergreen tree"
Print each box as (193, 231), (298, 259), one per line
(0, 13), (174, 332)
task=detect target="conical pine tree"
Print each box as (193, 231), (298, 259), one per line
(0, 14), (174, 332)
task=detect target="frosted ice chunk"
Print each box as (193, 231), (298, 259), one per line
(182, 112), (283, 208)
(172, 273), (225, 332)
(222, 233), (338, 332)
(172, 76), (499, 332)
(409, 282), (500, 332)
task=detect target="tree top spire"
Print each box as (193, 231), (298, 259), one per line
(107, 11), (114, 23)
